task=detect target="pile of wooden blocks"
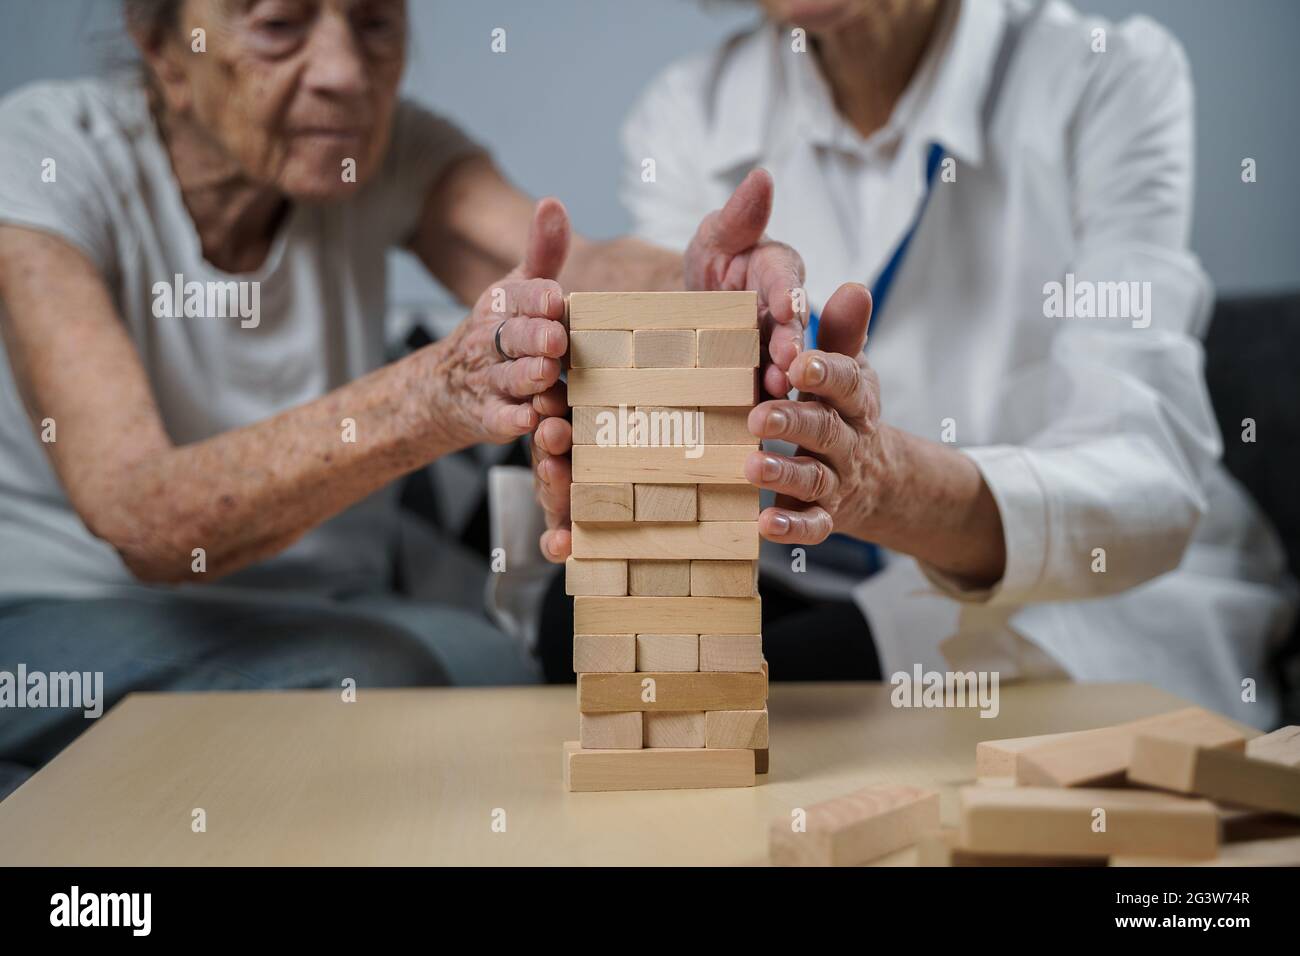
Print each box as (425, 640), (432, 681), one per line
(560, 291), (769, 792)
(765, 715), (1300, 866)
(941, 712), (1300, 866)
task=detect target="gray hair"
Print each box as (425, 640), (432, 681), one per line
(123, 0), (183, 48)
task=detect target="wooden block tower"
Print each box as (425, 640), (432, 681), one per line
(562, 291), (768, 792)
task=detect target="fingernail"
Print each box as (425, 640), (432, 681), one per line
(760, 454), (781, 481)
(516, 406), (534, 428)
(766, 409), (789, 435)
(806, 356), (827, 385)
(770, 514), (791, 535)
(543, 290), (554, 314)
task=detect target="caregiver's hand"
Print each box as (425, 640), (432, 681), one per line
(744, 282), (1007, 588)
(684, 168), (807, 398)
(435, 199), (570, 448)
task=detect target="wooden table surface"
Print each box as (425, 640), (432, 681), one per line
(0, 681), (1189, 866)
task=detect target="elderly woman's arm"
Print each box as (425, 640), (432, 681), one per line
(0, 224), (565, 584)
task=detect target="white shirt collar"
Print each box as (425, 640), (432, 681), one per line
(705, 0), (1006, 174)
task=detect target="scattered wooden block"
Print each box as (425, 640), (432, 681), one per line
(754, 748), (769, 774)
(976, 729), (1087, 778)
(627, 560), (691, 596)
(573, 445), (752, 484)
(567, 368), (754, 408)
(579, 712), (642, 750)
(1219, 807), (1300, 842)
(636, 634), (699, 672)
(569, 330), (632, 368)
(574, 596), (761, 635)
(769, 785), (940, 867)
(578, 671), (767, 713)
(705, 707), (768, 749)
(633, 329), (696, 368)
(563, 740), (755, 792)
(571, 406), (614, 445)
(1111, 834), (1300, 867)
(572, 633), (636, 673)
(691, 559), (756, 597)
(697, 484), (760, 520)
(1015, 707), (1249, 788)
(959, 786), (1218, 859)
(700, 407), (757, 445)
(644, 711), (705, 748)
(917, 829), (1103, 867)
(1246, 726), (1300, 768)
(568, 291), (757, 331)
(1128, 734), (1300, 816)
(564, 557), (628, 596)
(699, 633), (763, 672)
(634, 484), (696, 522)
(569, 483), (633, 522)
(697, 329), (759, 368)
(572, 521), (758, 561)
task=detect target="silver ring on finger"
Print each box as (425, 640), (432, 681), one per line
(494, 320), (514, 361)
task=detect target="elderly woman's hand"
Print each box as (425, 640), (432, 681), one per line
(744, 283), (894, 544)
(435, 200), (571, 448)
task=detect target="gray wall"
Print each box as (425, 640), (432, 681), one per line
(1, 0), (1296, 301)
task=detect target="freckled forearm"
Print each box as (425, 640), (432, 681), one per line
(854, 426), (1007, 588)
(85, 343), (464, 582)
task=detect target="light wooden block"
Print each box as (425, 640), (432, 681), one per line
(568, 291), (757, 331)
(1247, 725), (1300, 768)
(1128, 734), (1300, 816)
(562, 740), (754, 792)
(636, 634), (698, 672)
(574, 596), (761, 635)
(577, 671), (767, 713)
(1015, 707), (1250, 788)
(569, 483), (633, 522)
(959, 786), (1218, 859)
(567, 368), (754, 408)
(917, 829), (1103, 867)
(573, 521), (758, 561)
(699, 633), (763, 672)
(572, 633), (635, 673)
(627, 560), (691, 596)
(701, 407), (757, 445)
(975, 729), (1087, 778)
(644, 711), (705, 748)
(573, 445), (752, 484)
(633, 329), (696, 368)
(691, 560), (756, 597)
(579, 712), (642, 750)
(632, 406), (701, 447)
(1111, 834), (1300, 867)
(564, 557), (627, 596)
(571, 406), (614, 445)
(697, 329), (759, 368)
(569, 330), (632, 368)
(705, 707), (768, 749)
(634, 484), (696, 522)
(697, 484), (760, 520)
(769, 785), (940, 867)
(1220, 807), (1300, 843)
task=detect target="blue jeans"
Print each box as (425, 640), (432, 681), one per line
(0, 586), (539, 799)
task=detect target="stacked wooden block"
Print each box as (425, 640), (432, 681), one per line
(561, 291), (768, 792)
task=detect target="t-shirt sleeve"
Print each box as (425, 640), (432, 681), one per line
(369, 98), (486, 248)
(0, 83), (119, 278)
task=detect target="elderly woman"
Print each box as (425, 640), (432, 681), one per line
(532, 0), (1296, 724)
(0, 0), (810, 791)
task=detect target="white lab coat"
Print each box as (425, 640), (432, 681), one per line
(619, 0), (1296, 726)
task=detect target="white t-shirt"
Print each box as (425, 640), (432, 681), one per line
(0, 75), (481, 597)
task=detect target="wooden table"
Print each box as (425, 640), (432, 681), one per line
(0, 681), (1189, 865)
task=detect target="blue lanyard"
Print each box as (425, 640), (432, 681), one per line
(802, 142), (945, 578)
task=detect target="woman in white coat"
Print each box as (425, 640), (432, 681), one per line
(534, 0), (1296, 725)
